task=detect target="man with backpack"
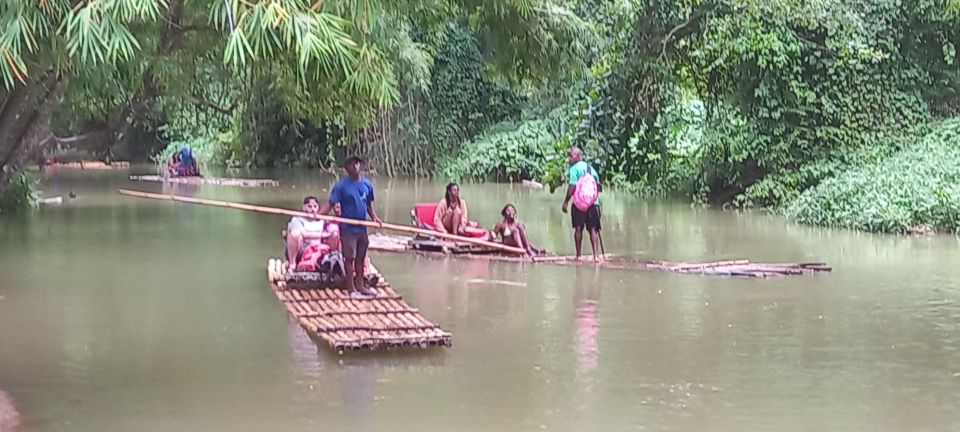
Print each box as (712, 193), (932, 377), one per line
(561, 147), (603, 263)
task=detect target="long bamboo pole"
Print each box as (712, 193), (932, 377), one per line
(117, 188), (528, 255)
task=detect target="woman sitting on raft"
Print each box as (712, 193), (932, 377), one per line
(433, 182), (471, 236)
(493, 204), (546, 257)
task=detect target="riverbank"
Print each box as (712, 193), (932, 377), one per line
(785, 119), (960, 235)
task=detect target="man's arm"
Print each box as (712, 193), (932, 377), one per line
(562, 184), (575, 213)
(561, 166), (576, 213)
(365, 180), (382, 227)
(318, 182), (340, 216)
(317, 202), (333, 217)
(366, 202), (383, 227)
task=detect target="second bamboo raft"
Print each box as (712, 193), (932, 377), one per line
(266, 258), (452, 353)
(367, 233), (831, 278)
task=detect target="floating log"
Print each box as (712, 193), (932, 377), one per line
(267, 258), (452, 353)
(128, 175), (279, 187)
(367, 233), (831, 278)
(45, 161), (130, 170)
(521, 179), (544, 189)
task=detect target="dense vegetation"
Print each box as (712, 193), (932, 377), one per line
(3, 0), (960, 234)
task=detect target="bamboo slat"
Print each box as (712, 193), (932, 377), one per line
(267, 258), (452, 354)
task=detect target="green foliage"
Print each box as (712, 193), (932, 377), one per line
(436, 117), (553, 182)
(427, 25), (525, 155)
(540, 0), (960, 212)
(684, 0), (940, 207)
(0, 173), (37, 213)
(786, 119), (960, 233)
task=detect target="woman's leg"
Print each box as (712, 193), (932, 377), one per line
(517, 223), (543, 254)
(286, 230), (303, 271)
(324, 232), (340, 250)
(451, 207), (463, 235)
(441, 211), (454, 233)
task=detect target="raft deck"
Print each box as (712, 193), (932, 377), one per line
(266, 258), (452, 353)
(368, 233), (831, 278)
(129, 175), (279, 187)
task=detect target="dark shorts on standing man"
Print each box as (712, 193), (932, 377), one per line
(340, 230), (370, 259)
(571, 205), (601, 231)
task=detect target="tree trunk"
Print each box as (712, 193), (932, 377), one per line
(0, 70), (69, 197)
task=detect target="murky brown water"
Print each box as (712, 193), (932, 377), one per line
(1, 166), (959, 431)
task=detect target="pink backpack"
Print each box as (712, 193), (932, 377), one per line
(573, 168), (599, 211)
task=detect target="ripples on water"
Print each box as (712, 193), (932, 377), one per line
(0, 167), (959, 431)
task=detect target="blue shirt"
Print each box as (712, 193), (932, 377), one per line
(328, 176), (375, 234)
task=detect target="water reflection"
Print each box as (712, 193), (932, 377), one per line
(573, 267), (601, 375)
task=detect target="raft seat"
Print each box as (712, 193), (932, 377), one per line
(411, 203), (490, 239)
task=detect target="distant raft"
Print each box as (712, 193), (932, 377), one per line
(129, 175), (279, 187)
(45, 161), (130, 169)
(266, 258), (453, 353)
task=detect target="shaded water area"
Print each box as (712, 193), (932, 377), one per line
(2, 166), (960, 431)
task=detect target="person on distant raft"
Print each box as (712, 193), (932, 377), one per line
(493, 204), (546, 257)
(285, 196), (340, 273)
(169, 147), (200, 177)
(561, 147), (603, 262)
(318, 155), (383, 298)
(433, 182), (470, 236)
(167, 151), (181, 176)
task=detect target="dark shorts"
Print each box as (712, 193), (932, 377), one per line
(571, 205), (601, 232)
(340, 230), (369, 259)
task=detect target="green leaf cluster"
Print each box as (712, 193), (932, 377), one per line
(786, 119), (960, 233)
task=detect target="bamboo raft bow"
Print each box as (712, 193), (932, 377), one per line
(129, 175), (280, 187)
(367, 233), (831, 278)
(267, 259), (452, 353)
(117, 189), (528, 255)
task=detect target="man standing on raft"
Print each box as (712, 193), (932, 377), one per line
(319, 156), (383, 298)
(561, 147), (603, 263)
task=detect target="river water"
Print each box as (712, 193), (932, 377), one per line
(1, 166), (959, 432)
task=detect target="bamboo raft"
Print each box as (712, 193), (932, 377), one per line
(266, 258), (453, 353)
(368, 233), (831, 278)
(409, 236), (505, 254)
(45, 161), (130, 169)
(129, 175), (279, 187)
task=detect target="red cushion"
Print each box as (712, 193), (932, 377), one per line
(413, 203), (438, 230)
(463, 226), (490, 239)
(412, 202), (489, 239)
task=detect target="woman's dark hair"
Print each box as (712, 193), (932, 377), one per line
(303, 195), (319, 205)
(501, 203), (516, 217)
(445, 182), (460, 207)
